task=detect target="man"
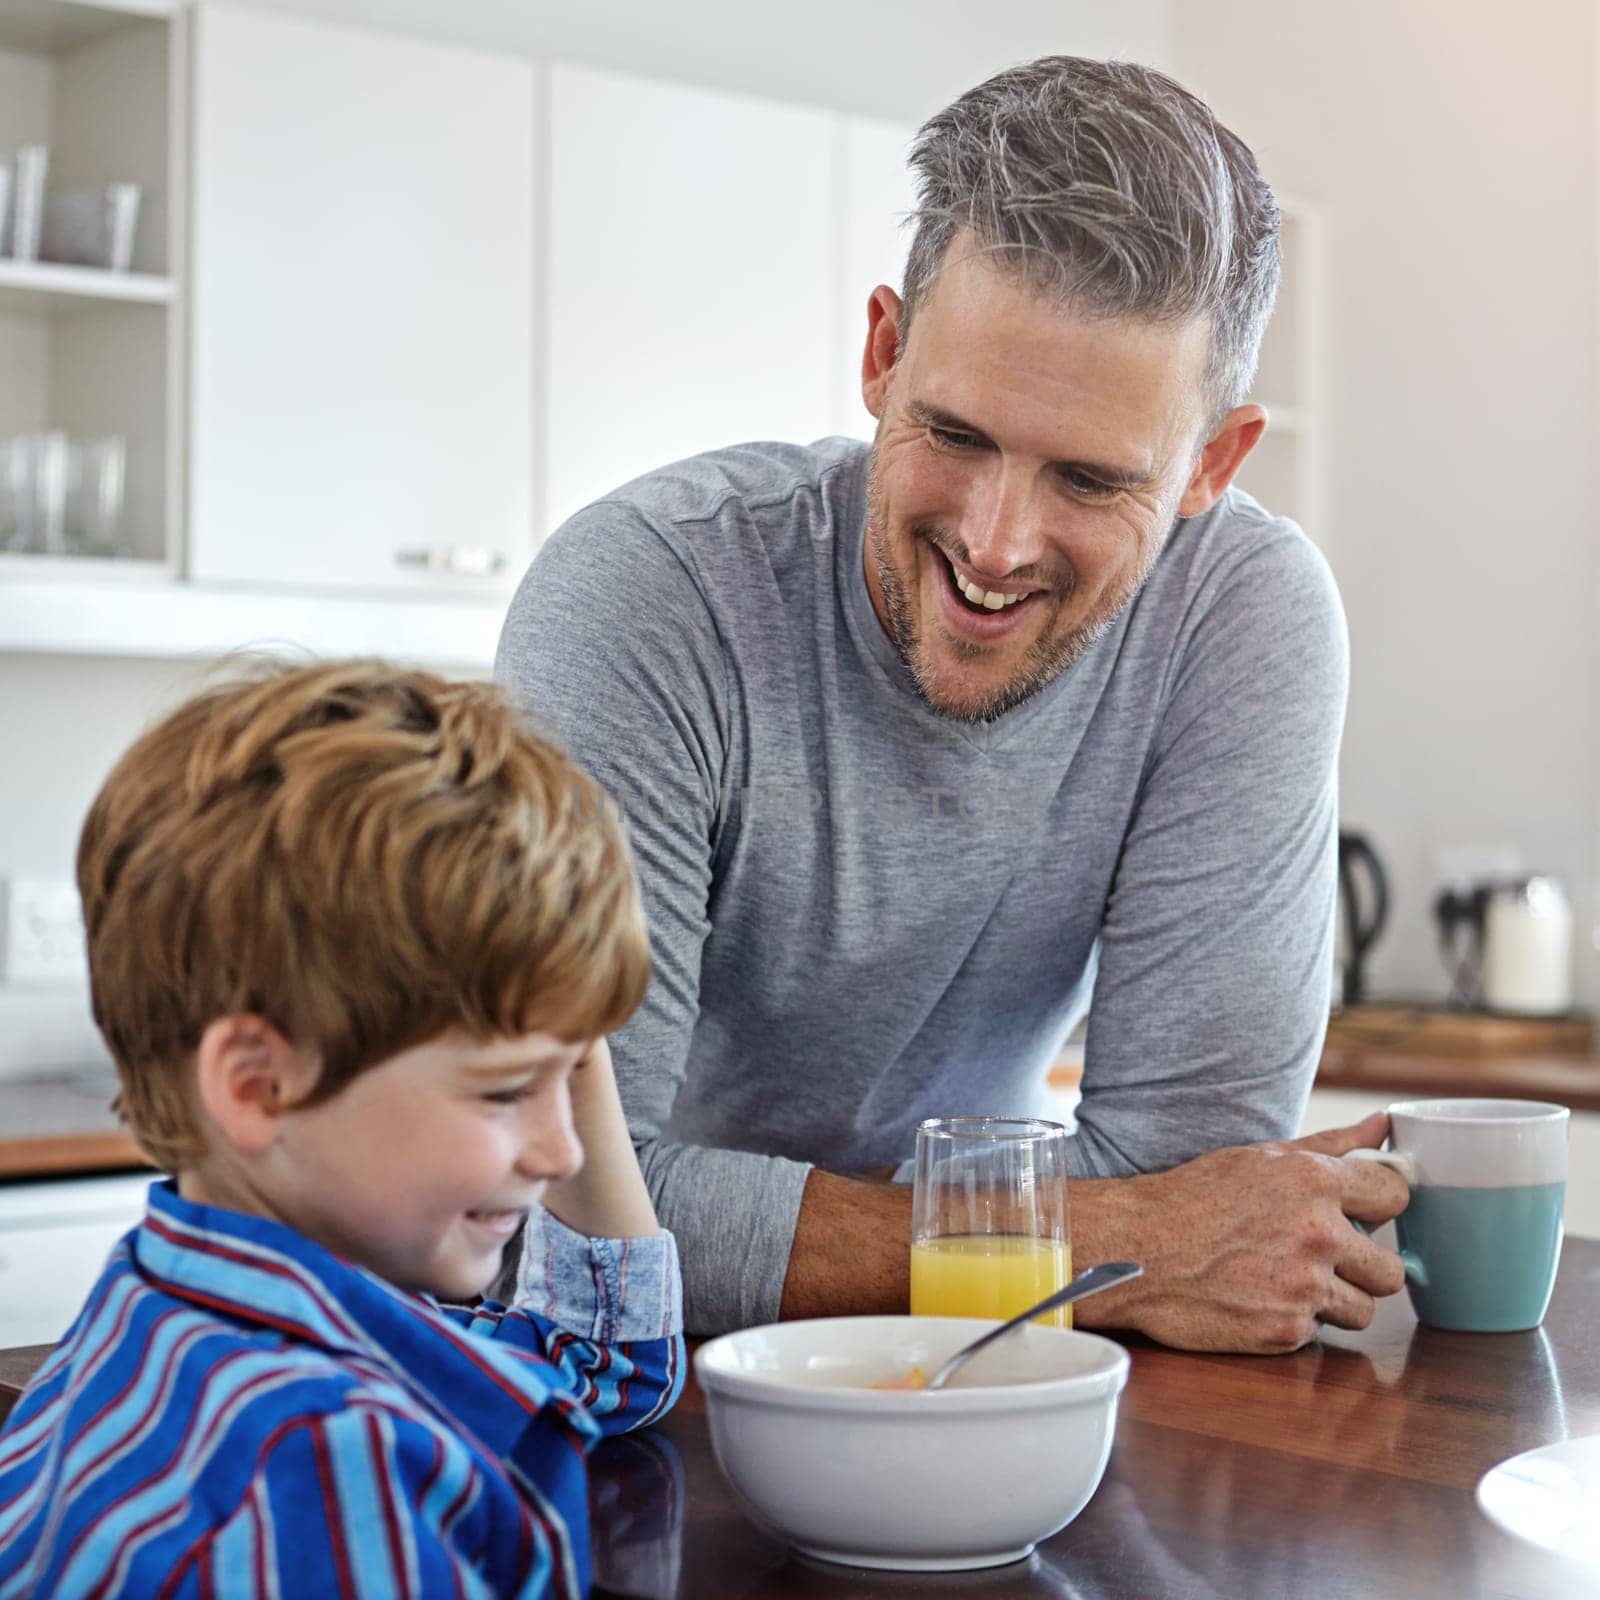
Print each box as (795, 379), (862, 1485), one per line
(497, 56), (1409, 1349)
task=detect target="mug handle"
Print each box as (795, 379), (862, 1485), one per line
(1344, 1147), (1427, 1285)
(1346, 1147), (1416, 1184)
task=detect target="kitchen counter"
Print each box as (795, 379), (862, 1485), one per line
(1317, 1044), (1600, 1114)
(0, 1068), (148, 1180)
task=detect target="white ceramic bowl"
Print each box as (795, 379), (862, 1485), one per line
(694, 1315), (1130, 1571)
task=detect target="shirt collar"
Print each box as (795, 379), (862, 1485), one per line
(134, 1180), (597, 1461)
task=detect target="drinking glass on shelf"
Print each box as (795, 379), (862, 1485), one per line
(0, 437), (23, 550)
(41, 183), (144, 273)
(34, 430), (70, 554)
(0, 440), (21, 550)
(9, 145), (49, 262)
(1, 432), (71, 554)
(68, 436), (128, 555)
(911, 1115), (1073, 1327)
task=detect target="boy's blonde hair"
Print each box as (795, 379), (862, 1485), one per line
(77, 660), (650, 1173)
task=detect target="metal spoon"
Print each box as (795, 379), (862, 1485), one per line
(924, 1261), (1143, 1391)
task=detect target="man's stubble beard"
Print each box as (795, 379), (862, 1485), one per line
(864, 446), (1166, 725)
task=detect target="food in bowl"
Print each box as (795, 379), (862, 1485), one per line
(694, 1314), (1130, 1571)
(870, 1364), (930, 1390)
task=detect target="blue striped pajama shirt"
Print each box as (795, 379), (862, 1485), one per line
(0, 1180), (685, 1598)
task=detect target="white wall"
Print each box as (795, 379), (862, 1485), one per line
(1173, 0), (1600, 1007)
(0, 655), (209, 1075)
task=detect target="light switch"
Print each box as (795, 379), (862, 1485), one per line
(2, 878), (88, 986)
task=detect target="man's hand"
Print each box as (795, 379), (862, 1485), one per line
(1072, 1112), (1410, 1352)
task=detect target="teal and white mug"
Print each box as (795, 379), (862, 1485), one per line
(1351, 1099), (1569, 1333)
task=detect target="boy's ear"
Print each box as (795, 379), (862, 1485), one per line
(194, 1015), (312, 1155)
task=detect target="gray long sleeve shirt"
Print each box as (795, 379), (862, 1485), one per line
(496, 437), (1347, 1334)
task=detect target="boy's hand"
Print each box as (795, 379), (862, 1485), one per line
(538, 1039), (662, 1239)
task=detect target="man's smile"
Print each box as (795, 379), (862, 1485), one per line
(938, 541), (1051, 609)
(923, 531), (1055, 645)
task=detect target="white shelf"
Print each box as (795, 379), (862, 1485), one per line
(0, 576), (505, 669)
(0, 260), (174, 316)
(0, 0), (174, 59)
(0, 551), (174, 581)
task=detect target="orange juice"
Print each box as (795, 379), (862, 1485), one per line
(909, 1234), (1073, 1328)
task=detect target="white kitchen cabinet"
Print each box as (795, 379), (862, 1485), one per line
(541, 63), (837, 537)
(187, 3), (534, 597)
(0, 1172), (152, 1348)
(1, 29), (928, 651)
(834, 115), (918, 439)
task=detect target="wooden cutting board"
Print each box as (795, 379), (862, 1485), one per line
(1324, 1004), (1593, 1059)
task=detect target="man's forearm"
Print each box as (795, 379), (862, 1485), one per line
(778, 1169), (1153, 1325)
(1059, 1175), (1154, 1329)
(638, 1136), (813, 1332)
(779, 1169), (914, 1319)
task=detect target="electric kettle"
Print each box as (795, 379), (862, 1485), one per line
(1482, 876), (1574, 1015)
(1335, 831), (1389, 1008)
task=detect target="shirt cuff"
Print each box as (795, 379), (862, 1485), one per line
(513, 1202), (683, 1344)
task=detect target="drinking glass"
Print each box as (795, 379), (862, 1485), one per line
(911, 1115), (1072, 1327)
(68, 436), (128, 555)
(1, 432), (71, 554)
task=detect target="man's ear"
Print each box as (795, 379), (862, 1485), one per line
(860, 285), (904, 421)
(1177, 403), (1268, 517)
(194, 1015), (312, 1155)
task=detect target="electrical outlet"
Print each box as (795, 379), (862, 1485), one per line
(2, 878), (88, 986)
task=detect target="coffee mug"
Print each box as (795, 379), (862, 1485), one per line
(1351, 1099), (1569, 1333)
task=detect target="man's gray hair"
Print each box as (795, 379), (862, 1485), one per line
(902, 56), (1280, 424)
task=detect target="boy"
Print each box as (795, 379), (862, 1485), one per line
(0, 662), (685, 1599)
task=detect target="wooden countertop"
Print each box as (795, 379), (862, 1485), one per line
(0, 1345), (51, 1413)
(0, 1068), (149, 1180)
(1315, 1004), (1600, 1110)
(1317, 1045), (1600, 1113)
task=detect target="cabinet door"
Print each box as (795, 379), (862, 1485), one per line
(0, 1216), (133, 1347)
(0, 1175), (151, 1348)
(834, 116), (918, 440)
(543, 64), (835, 536)
(188, 4), (534, 595)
